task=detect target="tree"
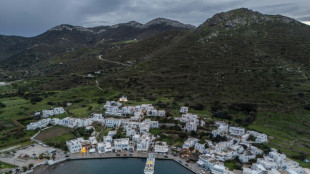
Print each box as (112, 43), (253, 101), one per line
(28, 164), (34, 169)
(211, 101), (223, 112)
(30, 96), (43, 104)
(178, 132), (188, 140)
(46, 156), (50, 160)
(22, 166), (28, 172)
(190, 131), (198, 137)
(248, 134), (256, 141)
(15, 168), (20, 174)
(39, 154), (44, 160)
(0, 102), (6, 108)
(204, 143), (209, 149)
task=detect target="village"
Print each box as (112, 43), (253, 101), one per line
(0, 96), (308, 174)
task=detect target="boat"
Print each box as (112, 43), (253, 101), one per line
(144, 153), (155, 174)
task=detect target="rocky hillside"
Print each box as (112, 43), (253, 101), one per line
(93, 8), (310, 111)
(0, 18), (194, 68)
(1, 8), (310, 111)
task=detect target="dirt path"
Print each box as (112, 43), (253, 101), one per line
(97, 55), (131, 67)
(95, 80), (104, 91)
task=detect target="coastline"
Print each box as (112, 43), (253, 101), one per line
(32, 153), (198, 174)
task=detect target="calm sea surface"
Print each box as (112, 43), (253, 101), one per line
(40, 158), (194, 174)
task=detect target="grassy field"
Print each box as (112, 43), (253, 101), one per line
(149, 128), (161, 136)
(248, 110), (310, 167)
(0, 161), (17, 169)
(36, 126), (72, 141)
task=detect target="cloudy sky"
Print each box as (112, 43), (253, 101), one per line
(0, 0), (309, 37)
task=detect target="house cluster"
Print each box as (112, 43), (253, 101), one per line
(175, 107), (205, 132)
(212, 121), (268, 143)
(27, 116), (94, 130)
(103, 101), (165, 119)
(66, 119), (168, 155)
(243, 149), (306, 174)
(192, 121), (304, 174)
(27, 112), (160, 131)
(33, 107), (66, 118)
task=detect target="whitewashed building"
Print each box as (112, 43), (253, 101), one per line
(180, 107), (189, 113)
(113, 138), (133, 152)
(154, 141), (169, 153)
(182, 138), (199, 149)
(105, 119), (121, 128)
(103, 136), (113, 143)
(247, 130), (268, 143)
(97, 142), (112, 153)
(184, 119), (198, 132)
(66, 138), (84, 153)
(157, 110), (165, 117)
(53, 107), (65, 115)
(42, 110), (54, 118)
(229, 127), (245, 136)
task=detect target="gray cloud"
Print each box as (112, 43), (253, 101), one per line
(0, 0), (309, 36)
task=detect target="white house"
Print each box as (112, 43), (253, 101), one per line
(184, 119), (198, 132)
(92, 114), (103, 120)
(182, 138), (199, 149)
(126, 127), (136, 137)
(103, 136), (113, 143)
(180, 113), (198, 122)
(197, 155), (220, 170)
(136, 134), (152, 152)
(132, 134), (140, 142)
(113, 138), (132, 152)
(108, 130), (117, 137)
(247, 130), (268, 143)
(105, 106), (121, 116)
(105, 119), (121, 127)
(229, 127), (245, 136)
(180, 107), (189, 113)
(157, 110), (165, 117)
(154, 141), (169, 153)
(139, 123), (150, 133)
(195, 143), (207, 153)
(151, 110), (158, 116)
(143, 119), (159, 128)
(97, 142), (112, 153)
(66, 138), (84, 153)
(239, 151), (256, 163)
(141, 104), (153, 111)
(122, 106), (133, 115)
(53, 107), (65, 115)
(42, 110), (54, 118)
(89, 136), (98, 148)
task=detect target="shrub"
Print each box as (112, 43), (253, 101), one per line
(211, 101), (223, 112)
(30, 96), (43, 104)
(0, 102), (6, 108)
(22, 166), (28, 172)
